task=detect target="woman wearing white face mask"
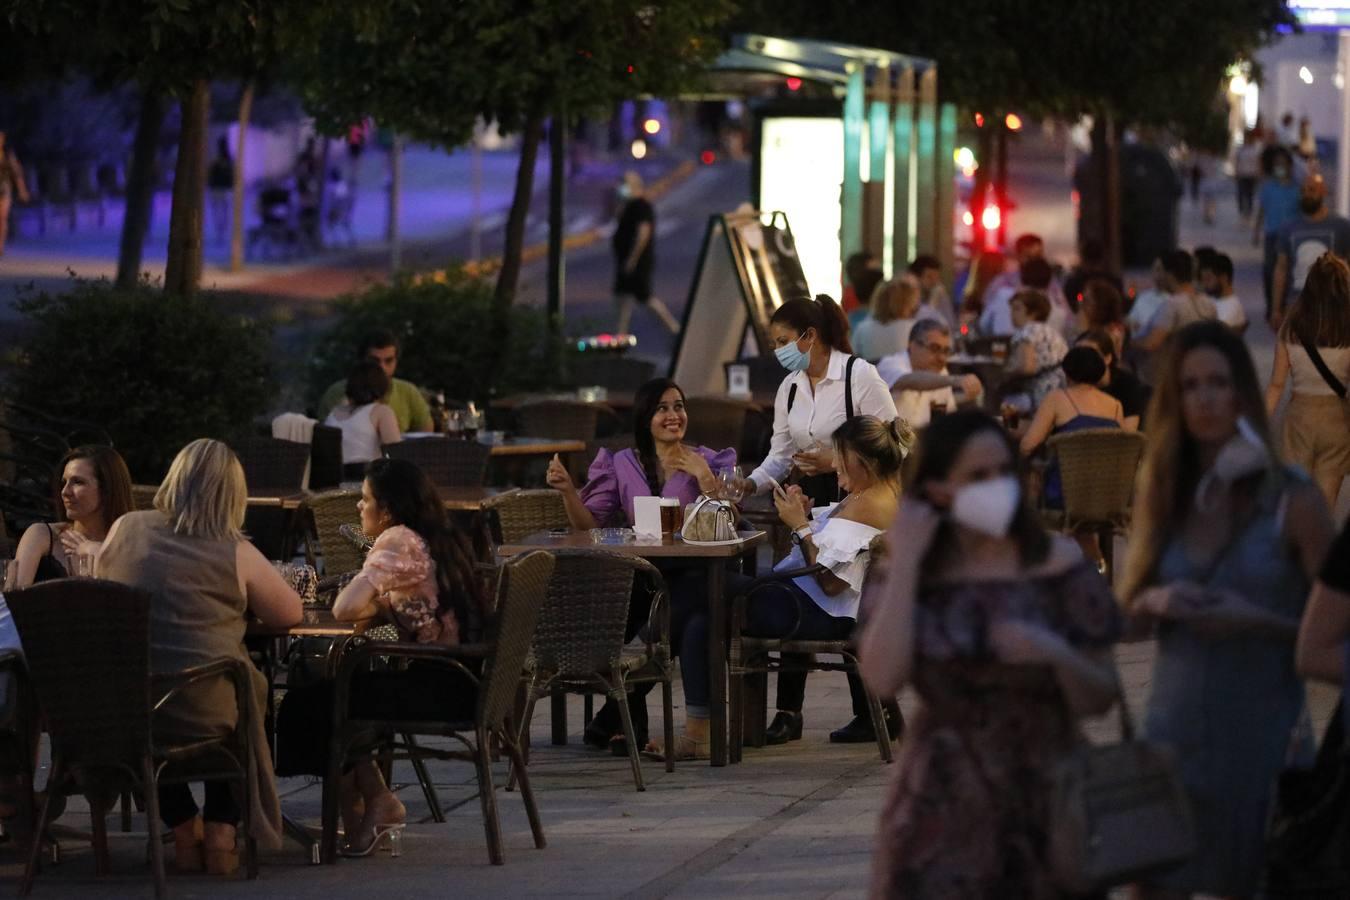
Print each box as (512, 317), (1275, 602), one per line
(858, 410), (1124, 897)
(1121, 322), (1333, 900)
(743, 295), (898, 508)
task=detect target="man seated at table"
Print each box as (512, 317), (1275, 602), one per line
(876, 320), (983, 429)
(317, 329), (434, 433)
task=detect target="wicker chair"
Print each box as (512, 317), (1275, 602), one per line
(308, 424), (344, 491)
(384, 438), (492, 488)
(728, 535), (894, 764)
(482, 490), (569, 544)
(320, 550), (555, 866)
(0, 650), (38, 849)
(1042, 428), (1146, 578)
(130, 483), (158, 512)
(233, 436), (310, 493)
(307, 490), (365, 576)
(7, 579), (260, 897)
(517, 550), (674, 792)
(516, 399), (619, 442)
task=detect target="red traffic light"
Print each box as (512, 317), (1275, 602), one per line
(700, 150), (717, 165)
(785, 77), (802, 91)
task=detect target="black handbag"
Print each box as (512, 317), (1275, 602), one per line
(1265, 699), (1350, 899)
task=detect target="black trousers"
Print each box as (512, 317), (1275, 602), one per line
(158, 782), (240, 829)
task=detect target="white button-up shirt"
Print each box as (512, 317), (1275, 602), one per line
(748, 350), (898, 492)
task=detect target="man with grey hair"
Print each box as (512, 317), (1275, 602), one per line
(877, 319), (983, 429)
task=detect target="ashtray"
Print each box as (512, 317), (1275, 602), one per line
(589, 527), (636, 545)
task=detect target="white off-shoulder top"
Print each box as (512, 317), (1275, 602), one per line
(774, 504), (882, 620)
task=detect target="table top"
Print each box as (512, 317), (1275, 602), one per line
(247, 606), (354, 638)
(488, 437), (586, 457)
(497, 529), (765, 559)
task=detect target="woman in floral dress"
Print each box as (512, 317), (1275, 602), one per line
(860, 411), (1123, 898)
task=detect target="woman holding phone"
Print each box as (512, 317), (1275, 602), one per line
(742, 296), (898, 508)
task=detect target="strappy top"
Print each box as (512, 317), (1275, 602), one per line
(33, 523), (67, 583)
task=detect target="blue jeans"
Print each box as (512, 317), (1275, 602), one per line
(682, 572), (866, 716)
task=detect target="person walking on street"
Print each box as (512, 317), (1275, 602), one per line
(0, 130), (32, 257)
(208, 137), (234, 244)
(1271, 172), (1350, 330)
(1123, 322), (1334, 899)
(613, 171), (679, 336)
(1252, 147), (1300, 321)
(1266, 252), (1350, 510)
(1234, 130), (1263, 219)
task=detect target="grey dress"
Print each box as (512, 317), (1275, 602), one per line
(98, 510), (283, 849)
(1143, 471), (1310, 895)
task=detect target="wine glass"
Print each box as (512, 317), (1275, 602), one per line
(716, 466), (744, 503)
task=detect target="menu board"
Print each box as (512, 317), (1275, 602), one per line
(670, 209), (808, 396)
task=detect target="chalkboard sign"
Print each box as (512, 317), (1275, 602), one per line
(670, 209), (809, 396)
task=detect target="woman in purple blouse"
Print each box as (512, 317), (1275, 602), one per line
(546, 377), (736, 753)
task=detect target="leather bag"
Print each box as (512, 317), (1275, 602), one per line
(1048, 686), (1196, 891)
(681, 496), (737, 542)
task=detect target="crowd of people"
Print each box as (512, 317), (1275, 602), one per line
(0, 173), (1348, 896)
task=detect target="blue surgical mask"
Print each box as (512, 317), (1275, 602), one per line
(774, 334), (814, 372)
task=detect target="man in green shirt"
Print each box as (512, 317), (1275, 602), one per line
(316, 329), (434, 432)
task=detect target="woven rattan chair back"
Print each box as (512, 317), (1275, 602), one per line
(516, 400), (609, 442)
(234, 435), (310, 493)
(384, 438), (492, 488)
(1046, 428), (1146, 531)
(5, 580), (153, 767)
(479, 551), (555, 731)
(482, 490), (569, 544)
(309, 424), (344, 491)
(308, 489), (365, 575)
(532, 550), (652, 678)
(682, 396), (751, 456)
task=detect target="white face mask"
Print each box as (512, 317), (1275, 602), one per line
(949, 476), (1020, 539)
(1195, 416), (1270, 511)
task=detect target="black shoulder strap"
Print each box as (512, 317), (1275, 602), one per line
(845, 355), (858, 420)
(1299, 336), (1348, 398)
(787, 382), (798, 414)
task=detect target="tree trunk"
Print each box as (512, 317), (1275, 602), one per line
(116, 90), (166, 288)
(164, 79), (210, 296)
(493, 110), (545, 310)
(1089, 115), (1122, 274)
(970, 124), (995, 254)
(228, 80), (255, 273)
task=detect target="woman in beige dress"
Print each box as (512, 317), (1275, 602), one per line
(98, 439), (302, 874)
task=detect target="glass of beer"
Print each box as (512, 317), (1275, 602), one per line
(991, 340), (1009, 364)
(1000, 403), (1021, 431)
(659, 498), (683, 537)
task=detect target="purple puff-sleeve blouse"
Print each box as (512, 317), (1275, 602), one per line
(578, 446), (737, 527)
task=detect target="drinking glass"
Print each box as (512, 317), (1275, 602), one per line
(444, 409), (463, 437)
(716, 466), (745, 503)
(73, 553), (95, 578)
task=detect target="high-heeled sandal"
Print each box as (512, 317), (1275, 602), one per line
(340, 823), (404, 858)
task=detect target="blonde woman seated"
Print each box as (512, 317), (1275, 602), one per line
(98, 439), (303, 874)
(852, 275), (922, 361)
(8, 445), (133, 588)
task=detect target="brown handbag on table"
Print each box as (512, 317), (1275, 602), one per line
(1048, 681), (1196, 891)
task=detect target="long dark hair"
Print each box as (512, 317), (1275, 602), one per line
(631, 377), (684, 495)
(770, 294), (853, 354)
(54, 445), (134, 529)
(1122, 321), (1279, 601)
(906, 410), (1049, 576)
(364, 458), (484, 636)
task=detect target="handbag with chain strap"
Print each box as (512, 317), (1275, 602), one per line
(1047, 682), (1196, 891)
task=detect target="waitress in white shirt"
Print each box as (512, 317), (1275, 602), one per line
(744, 295), (898, 506)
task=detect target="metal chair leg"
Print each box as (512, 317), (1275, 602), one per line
(475, 728), (504, 865)
(90, 794), (110, 875)
(142, 758), (166, 900)
(549, 690), (567, 745)
(120, 790), (133, 832)
(613, 685), (645, 792)
(502, 735), (546, 850)
(661, 678), (675, 774)
(403, 734), (445, 822)
(20, 759), (60, 897)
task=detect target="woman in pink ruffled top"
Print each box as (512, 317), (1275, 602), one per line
(277, 458), (485, 858)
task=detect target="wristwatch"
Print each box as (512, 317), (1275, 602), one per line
(790, 525), (812, 547)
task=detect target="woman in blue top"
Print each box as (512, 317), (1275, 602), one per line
(1121, 322), (1334, 899)
(1253, 145), (1301, 321)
